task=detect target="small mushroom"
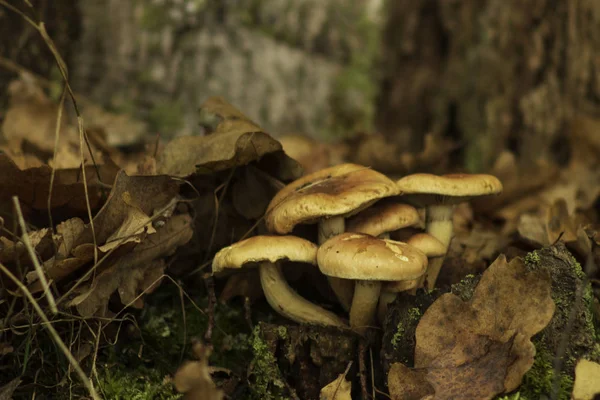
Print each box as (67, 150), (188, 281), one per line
(317, 232), (428, 335)
(396, 173), (503, 290)
(213, 235), (347, 328)
(377, 233), (446, 322)
(346, 202), (422, 239)
(265, 163), (398, 311)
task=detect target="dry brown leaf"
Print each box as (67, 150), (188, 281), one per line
(0, 377), (21, 400)
(0, 228), (53, 267)
(1, 78), (104, 169)
(388, 362), (433, 400)
(425, 337), (515, 400)
(319, 373), (352, 400)
(73, 170), (179, 248)
(2, 78), (78, 155)
(157, 96), (301, 178)
(0, 153), (119, 214)
(572, 359), (600, 400)
(279, 133), (334, 175)
(472, 151), (559, 217)
(174, 341), (224, 400)
(69, 213), (193, 317)
(415, 255), (555, 394)
(518, 198), (592, 256)
(99, 199), (156, 253)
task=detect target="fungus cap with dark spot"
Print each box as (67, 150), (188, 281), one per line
(265, 164), (398, 234)
(317, 232), (428, 281)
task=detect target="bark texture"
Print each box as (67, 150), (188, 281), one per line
(377, 0), (600, 171)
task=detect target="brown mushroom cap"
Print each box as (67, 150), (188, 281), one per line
(406, 233), (446, 257)
(396, 173), (503, 205)
(212, 235), (317, 274)
(317, 232), (428, 281)
(265, 164), (398, 234)
(346, 203), (422, 237)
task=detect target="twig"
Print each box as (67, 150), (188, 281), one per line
(244, 297), (254, 331)
(0, 262), (100, 400)
(358, 339), (369, 400)
(12, 197), (57, 314)
(204, 272), (217, 344)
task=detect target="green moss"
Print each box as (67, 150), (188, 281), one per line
(277, 326), (288, 340)
(518, 342), (574, 400)
(391, 321), (405, 350)
(248, 324), (289, 400)
(98, 364), (181, 400)
(91, 286), (252, 399)
(391, 308), (421, 351)
(451, 274), (481, 301)
(524, 251), (541, 267)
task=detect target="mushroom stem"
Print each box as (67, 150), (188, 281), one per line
(349, 280), (381, 335)
(377, 291), (397, 323)
(423, 204), (454, 290)
(318, 216), (354, 311)
(376, 280), (418, 323)
(259, 261), (348, 328)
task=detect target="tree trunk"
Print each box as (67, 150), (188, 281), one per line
(377, 0), (600, 172)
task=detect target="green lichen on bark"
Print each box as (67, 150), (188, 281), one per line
(249, 324), (289, 400)
(508, 244), (598, 399)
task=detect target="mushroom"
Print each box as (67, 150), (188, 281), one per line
(346, 202), (423, 239)
(213, 235), (347, 328)
(377, 233), (446, 322)
(317, 232), (428, 334)
(265, 163), (398, 311)
(396, 173), (503, 290)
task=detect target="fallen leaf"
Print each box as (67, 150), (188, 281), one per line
(518, 198), (592, 256)
(387, 362), (433, 400)
(157, 96), (301, 178)
(572, 359), (600, 400)
(2, 78), (104, 169)
(69, 213), (193, 316)
(0, 153), (119, 215)
(0, 377), (21, 400)
(174, 341), (224, 400)
(73, 170), (179, 248)
(279, 133), (332, 175)
(415, 255), (555, 394)
(425, 337), (515, 400)
(320, 372), (352, 400)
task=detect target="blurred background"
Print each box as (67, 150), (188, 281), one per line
(1, 0), (599, 174)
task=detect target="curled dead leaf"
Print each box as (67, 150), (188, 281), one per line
(69, 213), (193, 317)
(157, 96), (301, 178)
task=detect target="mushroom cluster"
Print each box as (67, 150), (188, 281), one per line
(212, 164), (503, 335)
